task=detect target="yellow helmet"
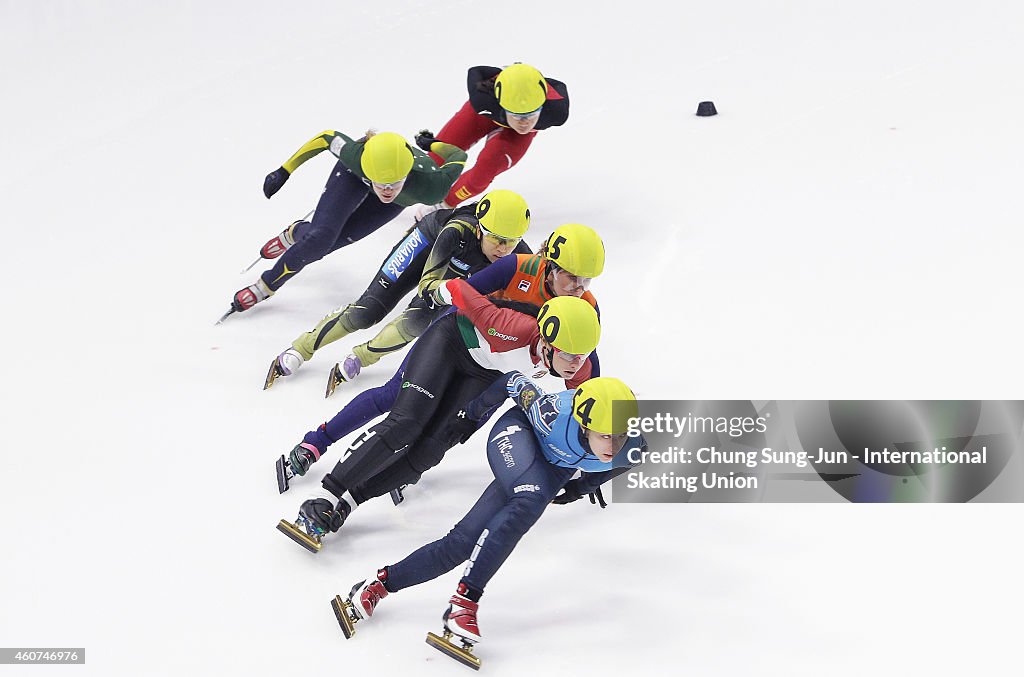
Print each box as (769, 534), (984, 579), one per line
(361, 132), (414, 184)
(536, 296), (600, 355)
(494, 63), (548, 114)
(544, 224), (605, 278)
(475, 190), (531, 239)
(572, 377), (638, 435)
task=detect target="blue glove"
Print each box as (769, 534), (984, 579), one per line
(263, 166), (290, 198)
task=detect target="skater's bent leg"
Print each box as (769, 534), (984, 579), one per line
(290, 287), (396, 360)
(347, 432), (450, 504)
(383, 481), (506, 592)
(348, 369), (493, 501)
(261, 165), (367, 291)
(351, 300), (441, 368)
(360, 323), (458, 450)
(312, 365), (404, 447)
(444, 128), (536, 205)
(460, 409), (573, 592)
(311, 337), (406, 444)
(326, 195), (404, 254)
(319, 425), (400, 499)
(432, 101), (495, 158)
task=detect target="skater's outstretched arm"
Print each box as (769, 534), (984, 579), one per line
(281, 130), (355, 174)
(262, 130), (356, 198)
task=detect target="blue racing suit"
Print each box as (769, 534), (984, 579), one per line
(382, 371), (645, 597)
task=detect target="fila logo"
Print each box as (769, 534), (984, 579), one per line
(517, 280), (531, 292)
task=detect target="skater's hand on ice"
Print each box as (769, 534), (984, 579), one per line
(552, 480), (584, 504)
(263, 166), (290, 198)
(553, 481), (607, 508)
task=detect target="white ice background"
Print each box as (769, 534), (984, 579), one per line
(1, 2), (1022, 675)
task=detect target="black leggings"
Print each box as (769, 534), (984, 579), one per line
(321, 313), (497, 502)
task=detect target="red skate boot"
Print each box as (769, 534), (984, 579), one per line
(260, 220), (304, 259)
(231, 279), (273, 312)
(426, 583), (482, 669)
(331, 569), (390, 640)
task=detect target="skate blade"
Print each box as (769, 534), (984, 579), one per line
(215, 307), (236, 325)
(426, 632), (481, 670)
(325, 364), (345, 399)
(276, 519), (322, 553)
(240, 256), (262, 273)
(275, 455), (292, 494)
(264, 358), (284, 390)
(331, 595), (358, 639)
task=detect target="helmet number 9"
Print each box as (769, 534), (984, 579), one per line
(548, 235), (567, 260)
(573, 391), (596, 429)
(537, 303), (561, 343)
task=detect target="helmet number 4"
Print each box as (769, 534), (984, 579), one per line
(573, 391), (596, 428)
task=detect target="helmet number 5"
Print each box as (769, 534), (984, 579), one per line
(549, 235), (567, 260)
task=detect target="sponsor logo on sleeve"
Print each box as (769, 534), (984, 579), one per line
(487, 328), (519, 342)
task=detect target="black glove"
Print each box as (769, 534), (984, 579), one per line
(448, 409), (479, 444)
(415, 129), (438, 153)
(263, 166), (290, 198)
(552, 481), (607, 508)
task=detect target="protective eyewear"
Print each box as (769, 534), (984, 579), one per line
(479, 225), (522, 248)
(364, 177), (407, 192)
(503, 106), (543, 122)
(549, 263), (593, 291)
(554, 347), (590, 363)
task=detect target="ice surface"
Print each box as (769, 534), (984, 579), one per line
(1, 2), (1022, 675)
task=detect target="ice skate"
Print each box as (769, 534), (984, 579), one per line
(222, 279), (273, 324)
(264, 348), (304, 390)
(426, 584), (482, 670)
(260, 220), (303, 260)
(276, 495), (350, 553)
(241, 216), (310, 272)
(331, 570), (390, 639)
(275, 442), (321, 494)
(325, 354), (362, 398)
